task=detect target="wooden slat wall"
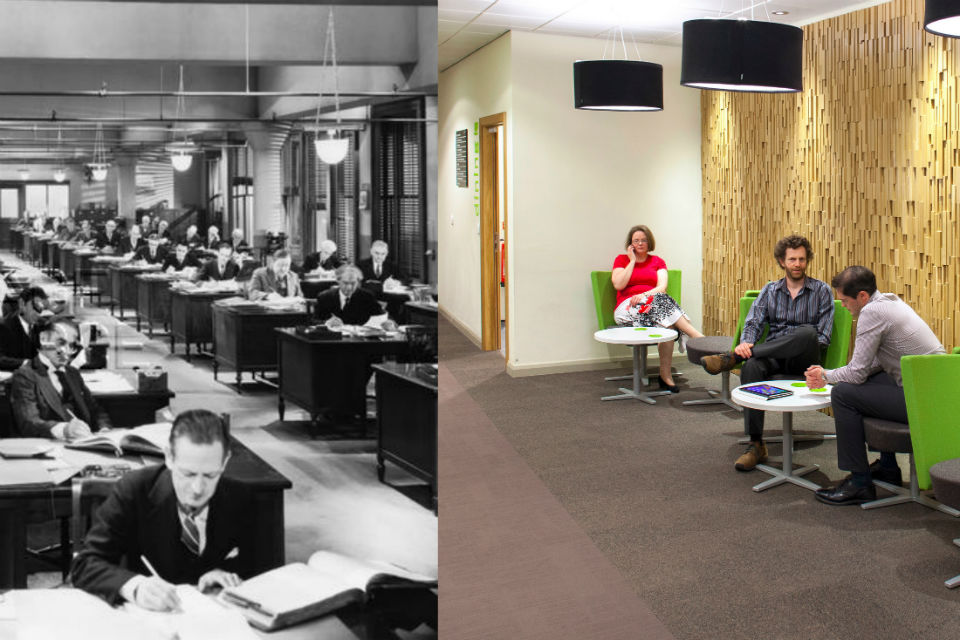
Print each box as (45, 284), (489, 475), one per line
(702, 0), (960, 348)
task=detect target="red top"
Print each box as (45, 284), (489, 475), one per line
(612, 254), (667, 307)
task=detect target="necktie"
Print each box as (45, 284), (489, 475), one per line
(375, 263), (381, 278)
(278, 275), (287, 297)
(55, 369), (74, 405)
(180, 507), (201, 556)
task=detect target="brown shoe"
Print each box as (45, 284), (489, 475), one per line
(735, 442), (768, 472)
(702, 352), (739, 375)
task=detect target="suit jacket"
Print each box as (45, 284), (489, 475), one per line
(162, 254), (199, 272)
(10, 357), (112, 437)
(71, 464), (256, 605)
(118, 237), (147, 255)
(133, 244), (168, 265)
(247, 267), (302, 300)
(230, 238), (250, 253)
(0, 314), (37, 371)
(301, 252), (342, 274)
(358, 257), (399, 283)
(314, 287), (384, 325)
(95, 230), (122, 250)
(205, 235), (222, 250)
(199, 259), (239, 281)
(182, 234), (203, 250)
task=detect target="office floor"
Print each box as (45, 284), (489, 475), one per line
(0, 250), (437, 593)
(440, 315), (960, 639)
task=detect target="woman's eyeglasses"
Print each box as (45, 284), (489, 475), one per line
(632, 239), (649, 246)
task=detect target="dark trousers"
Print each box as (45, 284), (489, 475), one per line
(832, 371), (907, 473)
(742, 325), (821, 439)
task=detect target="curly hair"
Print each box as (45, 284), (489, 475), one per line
(773, 235), (813, 263)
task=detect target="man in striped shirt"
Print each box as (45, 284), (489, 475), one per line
(807, 266), (945, 506)
(702, 235), (835, 472)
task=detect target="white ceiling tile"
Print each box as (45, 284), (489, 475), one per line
(439, 8), (481, 21)
(472, 12), (552, 28)
(461, 23), (514, 35)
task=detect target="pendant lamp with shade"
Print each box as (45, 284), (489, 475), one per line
(925, 0), (960, 37)
(314, 6), (349, 164)
(681, 13), (803, 93)
(170, 65), (196, 172)
(88, 123), (109, 181)
(574, 26), (663, 111)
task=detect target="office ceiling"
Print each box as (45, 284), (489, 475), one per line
(0, 1), (433, 168)
(439, 0), (892, 71)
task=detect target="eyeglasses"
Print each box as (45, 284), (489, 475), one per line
(632, 239), (649, 246)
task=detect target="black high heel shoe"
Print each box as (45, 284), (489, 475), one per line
(658, 375), (679, 393)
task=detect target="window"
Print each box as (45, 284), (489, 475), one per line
(373, 99), (427, 281)
(25, 184), (69, 218)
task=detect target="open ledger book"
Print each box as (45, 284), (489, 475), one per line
(65, 422), (171, 457)
(219, 551), (438, 631)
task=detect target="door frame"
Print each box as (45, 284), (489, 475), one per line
(479, 112), (507, 358)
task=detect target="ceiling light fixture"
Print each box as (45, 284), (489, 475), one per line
(314, 6), (349, 165)
(925, 0), (960, 37)
(573, 26), (663, 111)
(19, 168), (30, 181)
(772, 10), (789, 16)
(170, 65), (195, 172)
(88, 123), (109, 181)
(681, 10), (803, 93)
(53, 125), (67, 183)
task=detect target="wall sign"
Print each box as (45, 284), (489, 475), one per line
(456, 129), (468, 188)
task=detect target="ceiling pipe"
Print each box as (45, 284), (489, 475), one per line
(0, 117), (436, 125)
(0, 89), (435, 98)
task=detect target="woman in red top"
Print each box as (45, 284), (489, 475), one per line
(611, 224), (703, 392)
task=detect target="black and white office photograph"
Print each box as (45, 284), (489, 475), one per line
(0, 1), (438, 638)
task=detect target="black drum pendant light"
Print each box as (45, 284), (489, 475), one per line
(925, 0), (960, 37)
(680, 19), (803, 93)
(574, 59), (663, 111)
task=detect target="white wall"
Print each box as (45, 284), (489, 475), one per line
(438, 34), (512, 344)
(439, 31), (704, 374)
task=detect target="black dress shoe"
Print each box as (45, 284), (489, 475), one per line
(869, 459), (903, 487)
(815, 476), (877, 506)
(658, 375), (679, 394)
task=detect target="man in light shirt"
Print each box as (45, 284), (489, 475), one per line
(10, 319), (111, 439)
(72, 409), (255, 611)
(807, 266), (946, 506)
(248, 249), (302, 301)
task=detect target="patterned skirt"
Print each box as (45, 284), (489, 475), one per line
(614, 292), (688, 328)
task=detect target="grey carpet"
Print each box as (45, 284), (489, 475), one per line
(440, 316), (960, 639)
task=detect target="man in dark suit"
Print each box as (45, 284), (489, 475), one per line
(118, 224), (146, 255)
(0, 286), (51, 371)
(182, 224), (203, 251)
(76, 219), (97, 244)
(156, 219), (173, 243)
(72, 410), (255, 611)
(133, 234), (168, 265)
(162, 244), (199, 273)
(10, 319), (111, 439)
(95, 219), (122, 251)
(314, 264), (395, 328)
(198, 242), (239, 281)
(301, 239), (342, 275)
(248, 249), (302, 300)
(357, 240), (399, 283)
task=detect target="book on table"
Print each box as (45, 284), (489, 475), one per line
(65, 422), (171, 456)
(218, 550), (438, 631)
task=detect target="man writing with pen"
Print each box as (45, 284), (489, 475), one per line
(71, 409), (256, 611)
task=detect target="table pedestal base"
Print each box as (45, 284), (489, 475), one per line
(751, 412), (822, 492)
(599, 344), (672, 405)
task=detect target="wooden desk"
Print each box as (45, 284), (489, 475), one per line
(404, 301), (438, 327)
(301, 278), (337, 299)
(136, 274), (178, 336)
(169, 289), (241, 361)
(37, 237), (50, 268)
(23, 233), (36, 264)
(110, 265), (160, 320)
(371, 363), (437, 510)
(46, 240), (62, 271)
(59, 244), (76, 284)
(0, 437), (292, 589)
(275, 328), (409, 429)
(212, 302), (310, 388)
